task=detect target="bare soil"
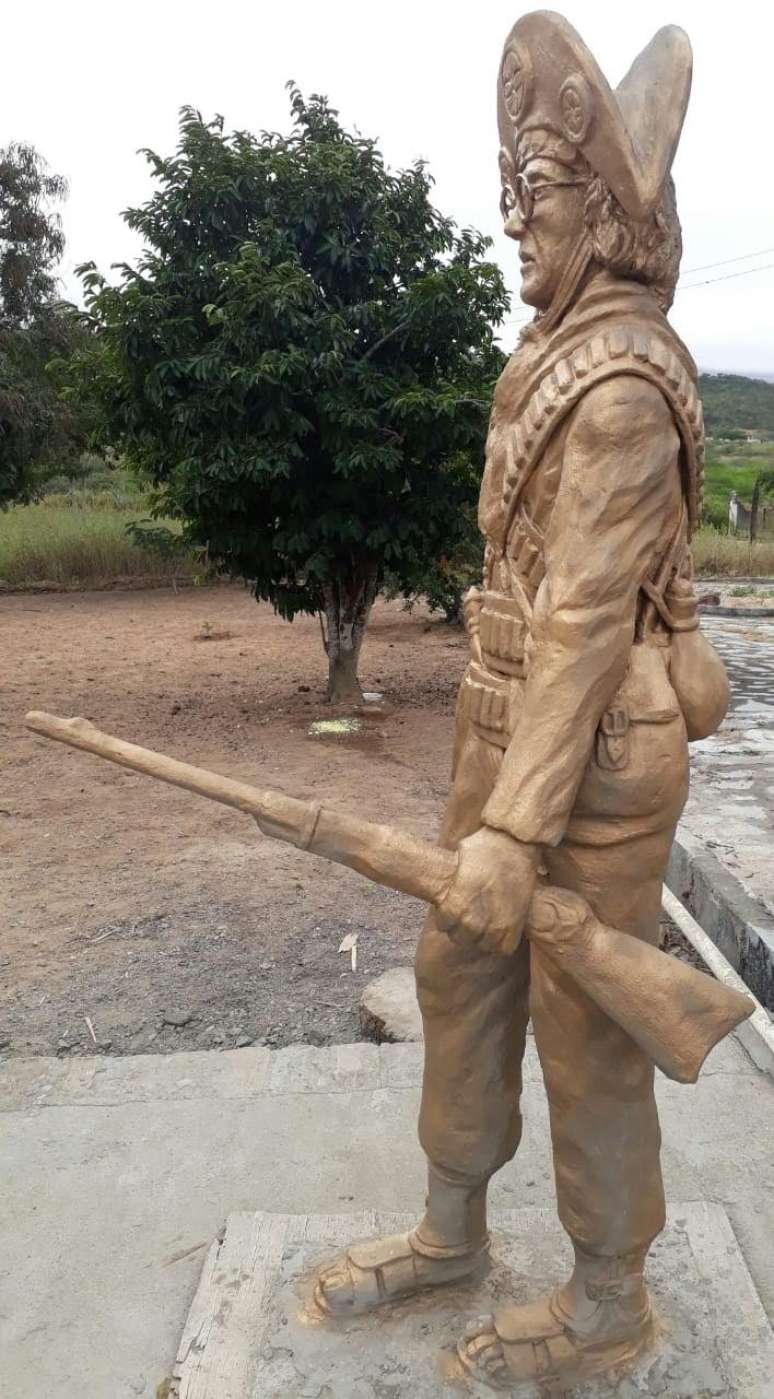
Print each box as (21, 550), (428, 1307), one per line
(1, 586), (704, 1059)
(2, 588), (463, 1057)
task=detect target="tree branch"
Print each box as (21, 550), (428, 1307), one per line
(360, 317), (412, 362)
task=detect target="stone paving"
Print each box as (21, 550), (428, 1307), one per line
(176, 1205), (774, 1397)
(681, 615), (774, 920)
(2, 1037), (774, 1398)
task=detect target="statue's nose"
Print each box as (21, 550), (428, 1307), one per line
(503, 210), (525, 240)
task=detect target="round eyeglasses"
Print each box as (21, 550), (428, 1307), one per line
(500, 171), (586, 226)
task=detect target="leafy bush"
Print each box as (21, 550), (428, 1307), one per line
(67, 96), (507, 700)
(387, 499), (482, 622)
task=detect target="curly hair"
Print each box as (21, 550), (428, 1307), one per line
(583, 174), (682, 311)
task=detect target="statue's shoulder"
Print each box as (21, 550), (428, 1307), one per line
(568, 369), (676, 439)
(496, 319), (704, 533)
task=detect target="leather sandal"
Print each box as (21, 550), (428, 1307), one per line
(314, 1230), (488, 1318)
(458, 1287), (653, 1390)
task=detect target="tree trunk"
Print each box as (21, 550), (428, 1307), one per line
(749, 477), (761, 544)
(321, 565), (379, 704)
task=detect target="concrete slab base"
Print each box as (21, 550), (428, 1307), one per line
(171, 1203), (774, 1398)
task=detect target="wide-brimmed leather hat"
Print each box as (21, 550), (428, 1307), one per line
(498, 10), (692, 219)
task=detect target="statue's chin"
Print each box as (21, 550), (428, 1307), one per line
(519, 272), (548, 312)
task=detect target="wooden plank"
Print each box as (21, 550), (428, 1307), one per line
(172, 1213), (288, 1399)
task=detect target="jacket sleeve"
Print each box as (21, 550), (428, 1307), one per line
(482, 373), (680, 847)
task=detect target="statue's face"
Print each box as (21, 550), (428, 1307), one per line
(500, 152), (587, 310)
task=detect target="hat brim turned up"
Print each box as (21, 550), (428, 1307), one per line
(498, 10), (692, 221)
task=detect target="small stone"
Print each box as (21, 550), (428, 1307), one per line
(305, 1028), (327, 1047)
(235, 1034), (253, 1048)
(163, 1009), (193, 1028)
(359, 967), (423, 1043)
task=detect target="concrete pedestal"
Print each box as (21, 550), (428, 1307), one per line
(171, 1203), (774, 1398)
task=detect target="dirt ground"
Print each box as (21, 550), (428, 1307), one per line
(2, 585), (706, 1059)
(2, 587), (467, 1056)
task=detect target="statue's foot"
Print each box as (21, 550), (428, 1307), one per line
(457, 1287), (653, 1391)
(314, 1230), (488, 1318)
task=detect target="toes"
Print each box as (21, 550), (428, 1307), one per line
(464, 1313), (495, 1341)
(316, 1263), (353, 1309)
(484, 1349), (507, 1377)
(460, 1318), (509, 1386)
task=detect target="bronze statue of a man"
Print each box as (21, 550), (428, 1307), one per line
(315, 12), (729, 1389)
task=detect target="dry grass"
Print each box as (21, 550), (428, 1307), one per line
(0, 497), (200, 589)
(693, 527), (774, 578)
(4, 499), (773, 594)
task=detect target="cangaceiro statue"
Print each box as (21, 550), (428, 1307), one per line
(26, 10), (749, 1393)
(310, 10), (734, 1389)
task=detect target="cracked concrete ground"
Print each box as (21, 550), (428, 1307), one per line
(2, 1034), (773, 1398)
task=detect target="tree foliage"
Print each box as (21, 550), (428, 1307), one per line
(0, 142), (67, 328)
(69, 95), (507, 697)
(0, 142), (85, 506)
(700, 373), (774, 440)
(0, 308), (88, 506)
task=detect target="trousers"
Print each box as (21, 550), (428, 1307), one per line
(415, 711), (688, 1257)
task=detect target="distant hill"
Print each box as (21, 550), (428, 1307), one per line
(699, 373), (774, 438)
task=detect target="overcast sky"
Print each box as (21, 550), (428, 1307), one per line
(5, 0), (773, 373)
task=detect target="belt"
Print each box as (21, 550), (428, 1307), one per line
(463, 660), (519, 750)
(478, 590), (528, 678)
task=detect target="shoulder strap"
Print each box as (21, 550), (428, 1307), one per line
(501, 326), (704, 542)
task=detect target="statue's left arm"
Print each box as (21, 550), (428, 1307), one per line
(483, 373), (680, 843)
(437, 374), (680, 951)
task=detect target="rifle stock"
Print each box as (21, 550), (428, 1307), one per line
(25, 710), (753, 1082)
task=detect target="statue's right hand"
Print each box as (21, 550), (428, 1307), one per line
(436, 825), (538, 957)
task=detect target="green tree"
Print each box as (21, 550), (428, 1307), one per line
(70, 96), (507, 700)
(749, 467), (774, 542)
(0, 142), (67, 327)
(0, 309), (87, 505)
(0, 142), (85, 505)
(388, 462), (485, 623)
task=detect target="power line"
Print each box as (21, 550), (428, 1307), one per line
(677, 261), (774, 292)
(497, 255), (774, 325)
(495, 251), (772, 332)
(499, 310), (532, 327)
(679, 245), (774, 278)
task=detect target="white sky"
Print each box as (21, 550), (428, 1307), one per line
(4, 0), (773, 373)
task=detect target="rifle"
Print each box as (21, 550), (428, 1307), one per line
(25, 710), (753, 1084)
